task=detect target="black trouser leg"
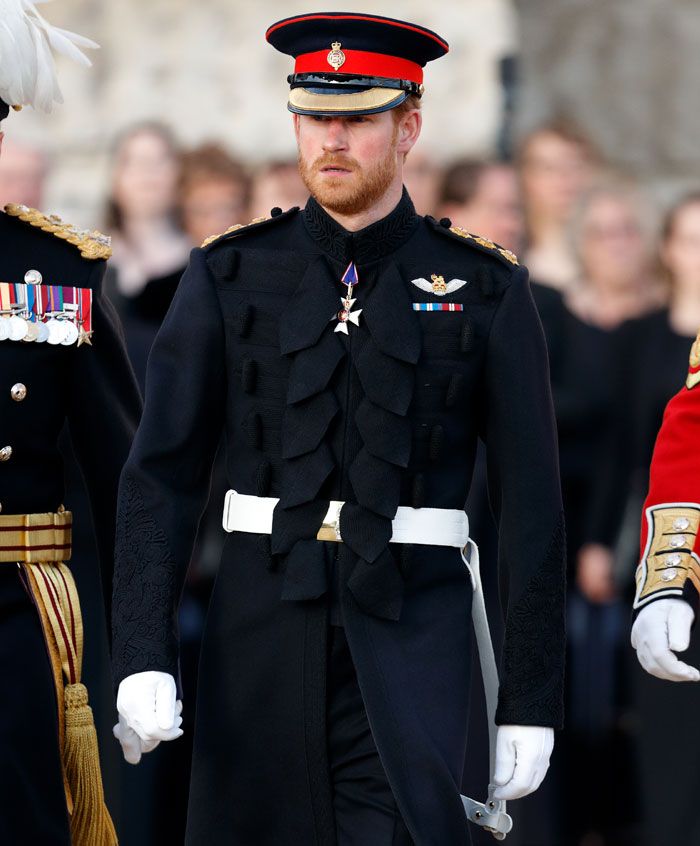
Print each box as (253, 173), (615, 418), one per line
(327, 625), (413, 846)
(0, 569), (71, 845)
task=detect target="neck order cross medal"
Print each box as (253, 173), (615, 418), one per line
(334, 261), (362, 334)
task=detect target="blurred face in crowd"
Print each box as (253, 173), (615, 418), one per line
(578, 193), (650, 286)
(442, 164), (524, 254)
(402, 148), (440, 216)
(0, 136), (47, 209)
(294, 108), (420, 216)
(520, 130), (595, 223)
(249, 163), (308, 219)
(180, 177), (248, 246)
(112, 128), (179, 220)
(662, 201), (700, 287)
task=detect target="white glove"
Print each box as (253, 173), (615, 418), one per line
(631, 598), (700, 682)
(113, 712), (163, 765)
(115, 671), (183, 764)
(492, 725), (554, 801)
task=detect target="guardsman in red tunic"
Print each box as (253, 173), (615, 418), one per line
(632, 331), (700, 681)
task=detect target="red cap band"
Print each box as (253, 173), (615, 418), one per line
(295, 49), (423, 84)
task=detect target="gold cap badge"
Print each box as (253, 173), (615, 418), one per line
(327, 42), (346, 71)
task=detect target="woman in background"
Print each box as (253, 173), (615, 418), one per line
(519, 121), (600, 292)
(105, 122), (191, 385)
(551, 177), (661, 846)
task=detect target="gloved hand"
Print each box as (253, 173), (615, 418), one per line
(114, 671), (183, 764)
(113, 712), (163, 765)
(631, 598), (700, 682)
(492, 725), (554, 801)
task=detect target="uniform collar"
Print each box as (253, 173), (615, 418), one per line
(302, 187), (418, 264)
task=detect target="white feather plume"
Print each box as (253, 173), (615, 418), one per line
(0, 0), (98, 113)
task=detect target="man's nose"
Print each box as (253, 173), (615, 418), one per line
(322, 120), (349, 152)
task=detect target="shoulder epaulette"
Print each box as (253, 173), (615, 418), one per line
(4, 203), (112, 260)
(201, 206), (300, 250)
(428, 217), (519, 268)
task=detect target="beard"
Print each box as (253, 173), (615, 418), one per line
(298, 129), (399, 216)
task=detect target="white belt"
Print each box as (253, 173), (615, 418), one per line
(221, 489), (512, 840)
(222, 490), (470, 547)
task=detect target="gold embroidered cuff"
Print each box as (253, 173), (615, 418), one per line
(634, 504), (700, 609)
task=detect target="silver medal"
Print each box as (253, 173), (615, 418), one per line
(0, 317), (9, 341)
(8, 315), (28, 341)
(46, 318), (67, 345)
(34, 321), (49, 343)
(61, 321), (80, 346)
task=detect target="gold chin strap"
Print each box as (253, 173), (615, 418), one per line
(5, 510), (118, 845)
(634, 504), (700, 609)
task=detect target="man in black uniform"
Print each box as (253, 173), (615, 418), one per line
(0, 3), (141, 843)
(113, 12), (565, 845)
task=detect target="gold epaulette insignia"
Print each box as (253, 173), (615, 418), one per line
(201, 216), (269, 248)
(4, 204), (112, 260)
(448, 225), (519, 265)
(687, 331), (700, 390)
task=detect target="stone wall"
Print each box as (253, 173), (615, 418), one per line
(8, 0), (516, 225)
(515, 0), (700, 200)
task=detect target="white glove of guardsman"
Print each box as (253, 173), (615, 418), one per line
(114, 671), (183, 764)
(632, 599), (700, 683)
(115, 670), (552, 798)
(492, 725), (554, 800)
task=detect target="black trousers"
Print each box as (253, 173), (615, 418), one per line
(0, 568), (71, 845)
(327, 625), (413, 846)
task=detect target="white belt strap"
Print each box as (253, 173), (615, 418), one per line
(222, 490), (470, 547)
(222, 490), (512, 839)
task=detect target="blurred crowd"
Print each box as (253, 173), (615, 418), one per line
(2, 119), (699, 846)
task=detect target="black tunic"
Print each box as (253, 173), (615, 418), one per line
(112, 191), (565, 845)
(0, 209), (141, 843)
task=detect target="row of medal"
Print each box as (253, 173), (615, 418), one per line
(0, 278), (93, 346)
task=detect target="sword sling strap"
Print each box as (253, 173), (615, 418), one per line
(2, 510), (118, 846)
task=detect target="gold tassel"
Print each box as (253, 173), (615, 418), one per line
(64, 683), (118, 846)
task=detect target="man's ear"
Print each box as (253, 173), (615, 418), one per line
(396, 110), (422, 157)
(0, 131), (4, 156)
(292, 113), (301, 144)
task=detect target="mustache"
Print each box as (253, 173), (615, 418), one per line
(311, 154), (359, 172)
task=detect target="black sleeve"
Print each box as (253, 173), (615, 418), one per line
(66, 260), (142, 622)
(482, 266), (566, 729)
(111, 248), (227, 688)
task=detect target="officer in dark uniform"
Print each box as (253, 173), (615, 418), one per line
(113, 12), (565, 845)
(0, 5), (141, 843)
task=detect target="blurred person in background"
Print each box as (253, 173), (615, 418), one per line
(519, 120), (600, 291)
(103, 122), (197, 846)
(104, 122), (191, 384)
(0, 136), (47, 208)
(551, 177), (661, 846)
(179, 143), (250, 246)
(248, 159), (308, 219)
(436, 158), (523, 254)
(402, 147), (441, 216)
(580, 192), (700, 846)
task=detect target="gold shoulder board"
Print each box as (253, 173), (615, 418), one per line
(201, 216), (269, 249)
(448, 225), (519, 266)
(4, 203), (112, 260)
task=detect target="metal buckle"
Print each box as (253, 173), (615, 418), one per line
(316, 500), (343, 543)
